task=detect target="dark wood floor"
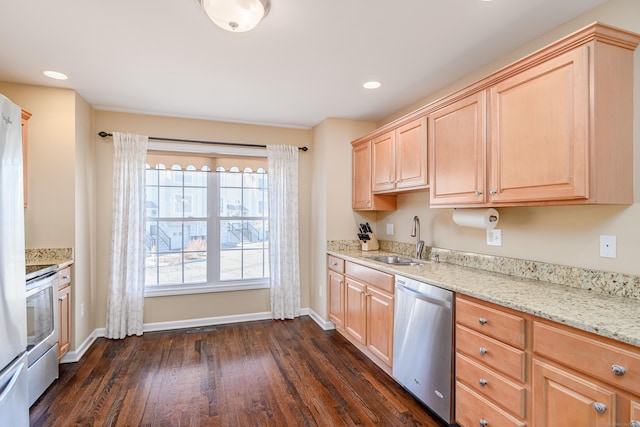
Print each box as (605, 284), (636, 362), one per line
(30, 316), (446, 426)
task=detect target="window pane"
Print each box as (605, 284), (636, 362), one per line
(146, 187), (159, 219)
(183, 187), (207, 218)
(243, 249), (266, 279)
(245, 220), (266, 247)
(158, 253), (183, 284)
(146, 168), (158, 186)
(220, 250), (241, 281)
(159, 188), (184, 218)
(184, 251), (206, 283)
(184, 221), (207, 249)
(159, 220), (184, 251)
(145, 253), (158, 285)
(159, 169), (183, 186)
(220, 220), (241, 249)
(220, 188), (243, 216)
(220, 171), (242, 187)
(185, 170), (207, 187)
(243, 189), (266, 217)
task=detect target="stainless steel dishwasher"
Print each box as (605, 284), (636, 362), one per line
(393, 275), (454, 425)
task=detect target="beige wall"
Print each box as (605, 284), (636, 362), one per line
(372, 0), (640, 276)
(310, 118), (376, 318)
(95, 111), (313, 325)
(0, 82), (97, 354)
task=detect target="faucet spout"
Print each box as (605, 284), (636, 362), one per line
(411, 216), (425, 259)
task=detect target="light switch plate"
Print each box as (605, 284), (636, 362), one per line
(386, 223), (394, 235)
(487, 229), (502, 246)
(600, 235), (617, 258)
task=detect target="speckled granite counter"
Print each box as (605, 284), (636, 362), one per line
(327, 246), (640, 349)
(26, 247), (74, 269)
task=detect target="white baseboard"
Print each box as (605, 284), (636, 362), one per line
(60, 308), (334, 364)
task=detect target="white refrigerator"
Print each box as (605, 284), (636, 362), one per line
(0, 94), (29, 425)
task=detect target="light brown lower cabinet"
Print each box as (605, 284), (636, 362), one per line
(327, 254), (394, 373)
(57, 266), (72, 359)
(456, 295), (640, 427)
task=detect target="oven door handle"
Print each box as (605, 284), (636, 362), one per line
(26, 272), (58, 296)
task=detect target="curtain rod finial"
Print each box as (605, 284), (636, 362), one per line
(98, 131), (111, 138)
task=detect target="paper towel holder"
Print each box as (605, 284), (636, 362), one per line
(452, 208), (500, 229)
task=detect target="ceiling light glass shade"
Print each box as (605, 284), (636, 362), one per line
(199, 0), (271, 32)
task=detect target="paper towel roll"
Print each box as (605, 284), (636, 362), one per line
(452, 208), (499, 229)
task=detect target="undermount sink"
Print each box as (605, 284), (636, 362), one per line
(366, 255), (427, 266)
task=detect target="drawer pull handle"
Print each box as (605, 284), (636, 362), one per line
(479, 347), (488, 355)
(593, 403), (607, 414)
(630, 421), (640, 427)
(611, 364), (626, 376)
(478, 317), (488, 325)
(62, 275), (70, 280)
(479, 379), (488, 387)
(479, 420), (488, 427)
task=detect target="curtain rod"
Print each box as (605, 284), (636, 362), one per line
(97, 131), (309, 152)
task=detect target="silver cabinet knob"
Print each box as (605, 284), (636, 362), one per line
(479, 379), (488, 387)
(593, 402), (607, 414)
(611, 364), (626, 376)
(479, 317), (488, 325)
(630, 421), (640, 427)
(479, 420), (488, 427)
(365, 200), (370, 204)
(479, 347), (488, 355)
(475, 190), (483, 195)
(489, 189), (497, 195)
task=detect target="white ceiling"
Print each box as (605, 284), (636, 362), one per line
(0, 0), (606, 129)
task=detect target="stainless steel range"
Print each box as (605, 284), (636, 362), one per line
(25, 264), (59, 407)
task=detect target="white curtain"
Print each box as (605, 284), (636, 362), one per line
(267, 145), (300, 320)
(105, 132), (148, 339)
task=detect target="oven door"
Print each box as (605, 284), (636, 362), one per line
(26, 272), (59, 367)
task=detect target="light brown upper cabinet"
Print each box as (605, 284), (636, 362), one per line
(372, 116), (428, 194)
(428, 22), (639, 208)
(351, 139), (397, 211)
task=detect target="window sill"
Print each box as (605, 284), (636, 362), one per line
(144, 281), (270, 298)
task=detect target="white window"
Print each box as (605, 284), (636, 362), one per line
(144, 159), (269, 296)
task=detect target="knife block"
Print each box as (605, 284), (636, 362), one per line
(361, 233), (379, 251)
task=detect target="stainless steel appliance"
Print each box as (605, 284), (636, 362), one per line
(0, 94), (29, 425)
(393, 275), (454, 425)
(25, 265), (59, 406)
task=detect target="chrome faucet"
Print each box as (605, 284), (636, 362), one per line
(410, 216), (425, 259)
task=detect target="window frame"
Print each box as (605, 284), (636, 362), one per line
(144, 162), (270, 298)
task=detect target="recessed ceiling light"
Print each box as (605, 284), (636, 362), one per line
(43, 70), (68, 80)
(363, 81), (381, 89)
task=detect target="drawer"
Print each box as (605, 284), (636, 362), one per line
(456, 381), (526, 427)
(58, 266), (71, 288)
(533, 321), (640, 396)
(456, 295), (526, 349)
(456, 352), (526, 419)
(327, 255), (345, 273)
(456, 325), (526, 382)
(345, 261), (394, 293)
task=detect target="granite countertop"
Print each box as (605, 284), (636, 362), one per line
(26, 248), (74, 270)
(328, 248), (640, 349)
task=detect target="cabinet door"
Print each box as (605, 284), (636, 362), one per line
(631, 400), (640, 427)
(344, 278), (366, 345)
(352, 140), (373, 209)
(58, 285), (71, 359)
(429, 91), (486, 206)
(328, 270), (345, 327)
(395, 117), (428, 190)
(533, 360), (617, 427)
(489, 46), (589, 203)
(372, 131), (396, 193)
(366, 286), (393, 367)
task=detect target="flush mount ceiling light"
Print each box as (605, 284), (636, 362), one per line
(198, 0), (271, 32)
(43, 70), (68, 80)
(363, 81), (382, 89)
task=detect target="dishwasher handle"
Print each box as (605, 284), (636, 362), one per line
(396, 284), (452, 309)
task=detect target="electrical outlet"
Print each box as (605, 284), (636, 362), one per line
(487, 229), (502, 246)
(600, 235), (617, 258)
(80, 302), (85, 318)
(386, 223), (394, 235)
(319, 285), (323, 297)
